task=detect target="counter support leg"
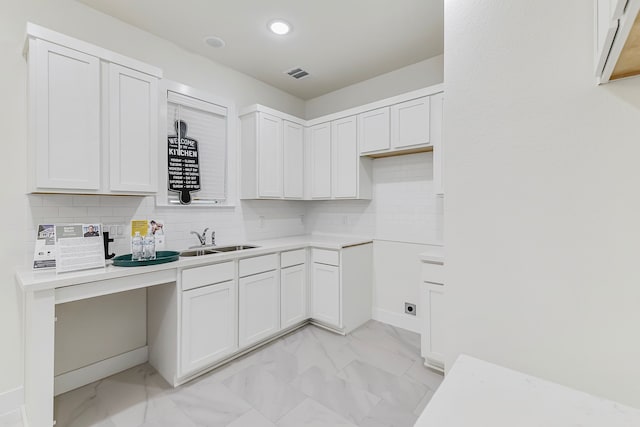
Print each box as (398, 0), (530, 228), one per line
(24, 289), (55, 427)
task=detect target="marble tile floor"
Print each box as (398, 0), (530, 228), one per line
(53, 320), (444, 427)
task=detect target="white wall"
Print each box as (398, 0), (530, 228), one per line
(1, 0), (306, 397)
(304, 55), (444, 119)
(444, 0), (640, 408)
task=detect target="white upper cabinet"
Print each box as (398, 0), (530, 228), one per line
(26, 23), (161, 195)
(31, 39), (101, 191)
(240, 108), (305, 200)
(108, 64), (158, 193)
(308, 122), (332, 199)
(308, 117), (371, 200)
(283, 120), (304, 199)
(358, 107), (390, 154)
(240, 85), (441, 200)
(257, 113), (284, 197)
(359, 95), (434, 157)
(390, 96), (430, 149)
(331, 116), (358, 198)
(596, 0), (640, 83)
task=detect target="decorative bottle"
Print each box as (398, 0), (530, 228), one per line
(143, 233), (156, 260)
(132, 231), (143, 261)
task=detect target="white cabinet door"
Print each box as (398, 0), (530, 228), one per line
(358, 107), (390, 154)
(312, 263), (341, 328)
(239, 270), (280, 347)
(390, 96), (430, 149)
(331, 116), (358, 198)
(283, 120), (304, 199)
(181, 281), (236, 376)
(108, 64), (158, 193)
(420, 281), (445, 372)
(308, 123), (332, 198)
(281, 264), (307, 329)
(33, 39), (101, 191)
(258, 113), (283, 198)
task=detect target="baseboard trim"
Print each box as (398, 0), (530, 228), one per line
(0, 386), (23, 417)
(54, 346), (148, 396)
(372, 307), (422, 334)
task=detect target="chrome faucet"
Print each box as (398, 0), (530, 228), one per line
(190, 228), (209, 246)
(211, 231), (216, 246)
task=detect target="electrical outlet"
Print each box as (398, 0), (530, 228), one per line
(103, 223), (127, 239)
(405, 302), (416, 316)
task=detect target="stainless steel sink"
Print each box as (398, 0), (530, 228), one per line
(180, 248), (220, 257)
(213, 245), (259, 252)
(180, 245), (259, 257)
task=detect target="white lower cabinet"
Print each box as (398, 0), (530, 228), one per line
(311, 262), (341, 328)
(281, 263), (307, 329)
(310, 244), (373, 333)
(180, 280), (236, 376)
(239, 270), (280, 347)
(420, 260), (445, 372)
(166, 244), (372, 385)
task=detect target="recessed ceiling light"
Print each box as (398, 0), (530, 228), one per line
(268, 19), (291, 36)
(204, 36), (226, 48)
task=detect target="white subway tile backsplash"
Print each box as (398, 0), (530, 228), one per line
(42, 195), (74, 207)
(30, 206), (59, 217)
(58, 206), (88, 217)
(23, 152), (442, 263)
(88, 207), (112, 217)
(305, 152), (443, 245)
(72, 195), (102, 207)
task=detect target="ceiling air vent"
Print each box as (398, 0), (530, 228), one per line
(284, 67), (310, 80)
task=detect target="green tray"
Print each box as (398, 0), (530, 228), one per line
(112, 250), (180, 267)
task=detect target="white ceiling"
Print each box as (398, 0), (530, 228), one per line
(76, 0), (443, 100)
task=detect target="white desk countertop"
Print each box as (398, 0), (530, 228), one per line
(16, 234), (373, 293)
(415, 355), (640, 426)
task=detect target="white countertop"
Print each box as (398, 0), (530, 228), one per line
(419, 245), (444, 263)
(16, 234), (373, 293)
(415, 355), (640, 426)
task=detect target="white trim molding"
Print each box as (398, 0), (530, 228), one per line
(54, 346), (148, 396)
(0, 386), (24, 417)
(372, 307), (421, 334)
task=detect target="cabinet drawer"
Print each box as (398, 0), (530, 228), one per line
(182, 261), (234, 291)
(281, 249), (306, 268)
(312, 248), (340, 266)
(239, 253), (278, 277)
(421, 261), (444, 285)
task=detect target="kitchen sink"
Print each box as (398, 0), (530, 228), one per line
(180, 248), (220, 257)
(213, 245), (259, 252)
(180, 245), (259, 257)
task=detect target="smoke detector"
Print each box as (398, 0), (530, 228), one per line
(284, 67), (310, 80)
(204, 36), (226, 48)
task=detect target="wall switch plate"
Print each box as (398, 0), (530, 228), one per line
(405, 302), (416, 316)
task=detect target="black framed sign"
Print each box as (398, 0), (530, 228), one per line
(167, 120), (201, 204)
